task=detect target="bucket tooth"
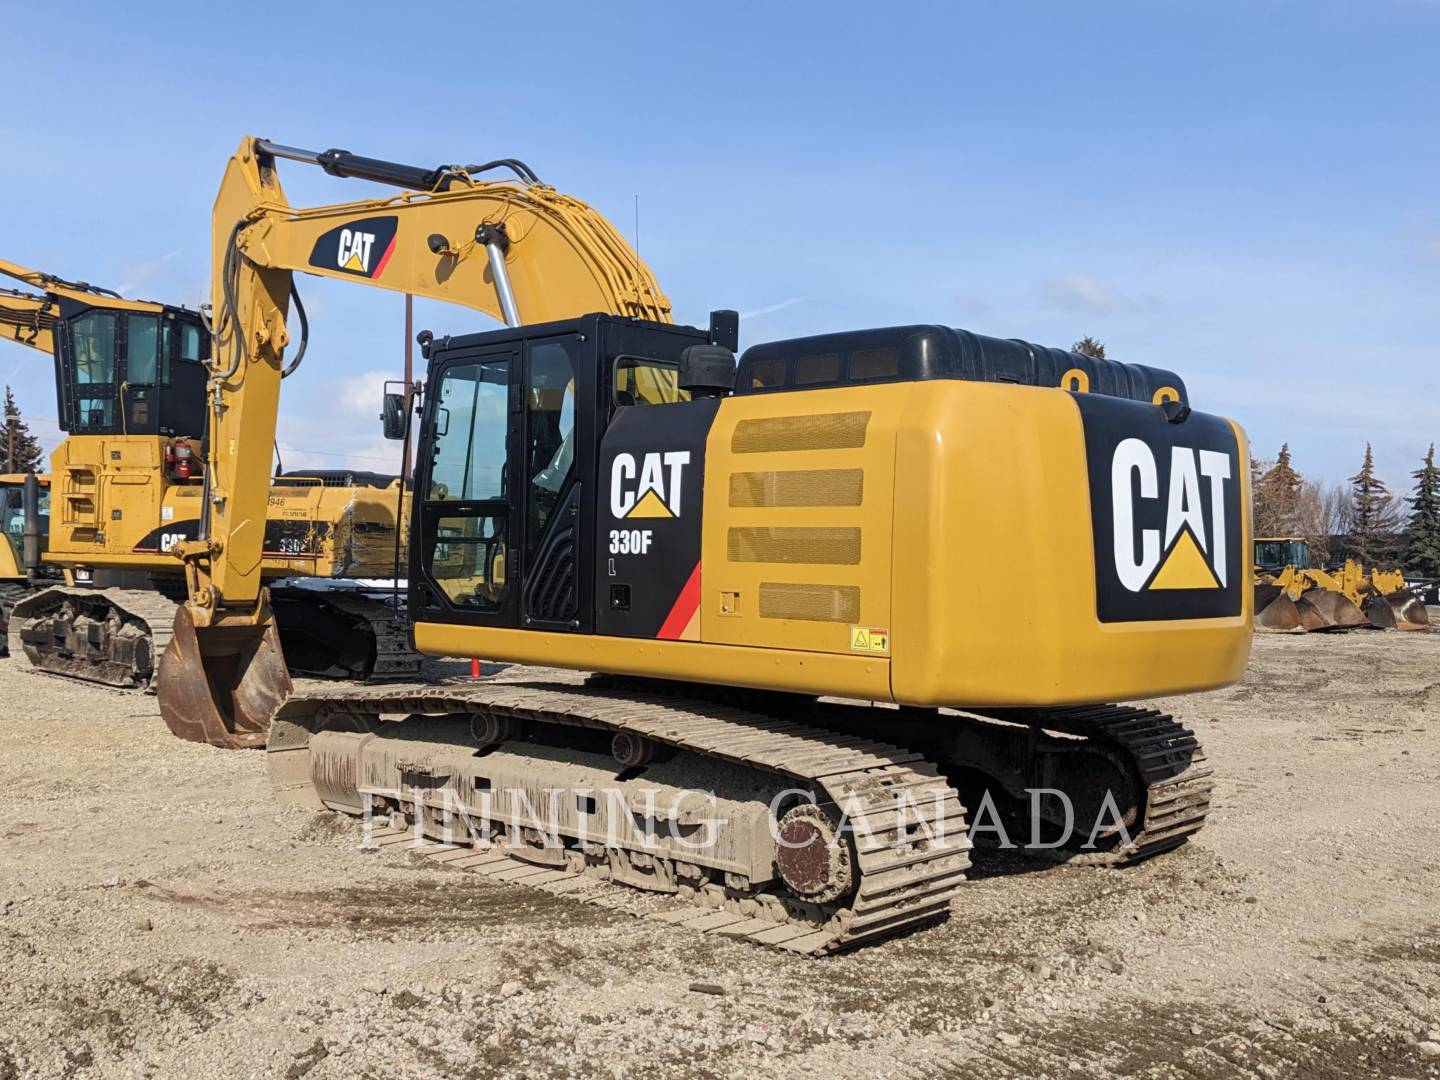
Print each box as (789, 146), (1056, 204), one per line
(156, 604), (292, 749)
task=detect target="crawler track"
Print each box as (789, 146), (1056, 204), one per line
(9, 584), (422, 690)
(303, 589), (422, 681)
(973, 704), (1214, 865)
(270, 679), (974, 955)
(8, 587), (178, 689)
(0, 580), (32, 658)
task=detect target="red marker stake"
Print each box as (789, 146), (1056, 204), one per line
(470, 659), (481, 680)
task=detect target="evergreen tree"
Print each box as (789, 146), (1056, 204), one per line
(1071, 336), (1106, 359)
(1253, 443), (1303, 537)
(1403, 443), (1440, 578)
(1, 386), (44, 474)
(1348, 442), (1400, 567)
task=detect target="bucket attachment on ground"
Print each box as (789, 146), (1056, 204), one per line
(1366, 590), (1431, 632)
(156, 604), (293, 749)
(1254, 584), (1303, 632)
(1297, 587), (1369, 631)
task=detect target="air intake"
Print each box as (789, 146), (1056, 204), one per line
(727, 527), (862, 565)
(759, 583), (861, 623)
(731, 412), (870, 454)
(729, 469), (864, 508)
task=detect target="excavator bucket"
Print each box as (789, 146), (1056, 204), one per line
(1254, 583), (1304, 632)
(1297, 587), (1369, 631)
(156, 605), (293, 749)
(1366, 590), (1431, 632)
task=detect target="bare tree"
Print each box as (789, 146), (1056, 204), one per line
(1070, 337), (1106, 359)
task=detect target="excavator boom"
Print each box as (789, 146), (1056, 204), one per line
(160, 137), (674, 746)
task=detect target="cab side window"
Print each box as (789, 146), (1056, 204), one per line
(69, 311), (118, 430)
(126, 315), (160, 385)
(613, 356), (690, 407)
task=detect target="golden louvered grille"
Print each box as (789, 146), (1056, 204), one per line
(730, 411), (870, 454)
(758, 583), (861, 623)
(727, 527), (862, 565)
(728, 468), (864, 508)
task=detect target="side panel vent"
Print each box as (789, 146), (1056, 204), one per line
(729, 469), (864, 508)
(731, 411), (870, 454)
(759, 583), (860, 623)
(727, 527), (861, 565)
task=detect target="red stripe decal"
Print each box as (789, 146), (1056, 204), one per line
(371, 234), (398, 278)
(656, 562), (701, 640)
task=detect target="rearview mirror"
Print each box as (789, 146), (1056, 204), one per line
(381, 392), (407, 440)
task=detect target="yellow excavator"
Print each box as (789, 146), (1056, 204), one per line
(156, 136), (1252, 955)
(0, 257), (419, 686)
(1253, 537), (1428, 632)
(0, 472), (51, 653)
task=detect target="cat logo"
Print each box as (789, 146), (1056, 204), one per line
(1076, 394), (1244, 623)
(337, 229), (376, 273)
(307, 215), (399, 280)
(1111, 439), (1232, 593)
(610, 451), (690, 519)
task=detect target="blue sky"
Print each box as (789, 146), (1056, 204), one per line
(1, 1), (1436, 492)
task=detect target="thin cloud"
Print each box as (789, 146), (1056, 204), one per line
(115, 249), (184, 297)
(334, 369), (402, 418)
(740, 297), (805, 320)
(1039, 273), (1136, 316)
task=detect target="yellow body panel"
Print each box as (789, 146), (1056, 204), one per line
(700, 386), (896, 657)
(888, 383), (1250, 705)
(413, 623), (892, 701)
(417, 381), (1252, 709)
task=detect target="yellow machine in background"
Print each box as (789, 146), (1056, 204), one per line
(1253, 536), (1428, 632)
(147, 137), (1251, 956)
(0, 258), (418, 686)
(0, 473), (50, 654)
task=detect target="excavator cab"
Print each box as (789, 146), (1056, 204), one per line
(52, 299), (210, 438)
(408, 314), (711, 634)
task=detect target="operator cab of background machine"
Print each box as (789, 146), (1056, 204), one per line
(400, 313), (1196, 643)
(51, 297), (210, 438)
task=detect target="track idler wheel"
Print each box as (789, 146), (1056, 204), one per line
(611, 731), (669, 767)
(774, 803), (855, 905)
(156, 605), (293, 750)
(471, 710), (516, 747)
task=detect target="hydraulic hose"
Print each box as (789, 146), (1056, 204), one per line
(212, 220), (309, 381)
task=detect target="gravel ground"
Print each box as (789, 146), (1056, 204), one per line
(0, 630), (1438, 1079)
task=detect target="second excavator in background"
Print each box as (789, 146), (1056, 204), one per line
(0, 472), (51, 653)
(0, 257), (421, 687)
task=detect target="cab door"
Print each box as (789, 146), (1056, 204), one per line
(411, 346), (521, 627)
(411, 332), (586, 632)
